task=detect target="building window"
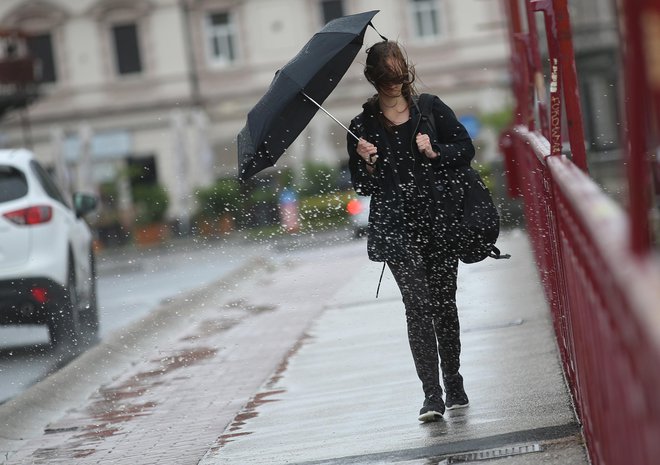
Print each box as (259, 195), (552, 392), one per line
(321, 0), (344, 24)
(205, 12), (237, 66)
(410, 0), (442, 39)
(583, 72), (620, 152)
(112, 23), (142, 75)
(27, 33), (56, 83)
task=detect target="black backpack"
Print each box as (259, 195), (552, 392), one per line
(415, 94), (510, 264)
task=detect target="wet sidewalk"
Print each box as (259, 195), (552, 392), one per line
(0, 230), (589, 464)
(198, 230), (589, 465)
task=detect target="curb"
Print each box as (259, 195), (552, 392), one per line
(0, 254), (271, 447)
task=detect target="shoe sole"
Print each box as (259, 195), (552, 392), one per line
(418, 410), (444, 422)
(446, 402), (469, 410)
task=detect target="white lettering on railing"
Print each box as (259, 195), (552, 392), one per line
(550, 59), (561, 156)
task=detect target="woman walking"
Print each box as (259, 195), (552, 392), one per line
(347, 40), (474, 422)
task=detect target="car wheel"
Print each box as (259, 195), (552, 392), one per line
(78, 251), (100, 344)
(48, 258), (81, 347)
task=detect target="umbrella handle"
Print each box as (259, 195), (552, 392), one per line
(302, 91), (378, 165)
(301, 91), (360, 142)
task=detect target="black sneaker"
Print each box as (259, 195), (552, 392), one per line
(444, 373), (469, 410)
(418, 395), (445, 422)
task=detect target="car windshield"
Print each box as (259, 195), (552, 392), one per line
(0, 165), (28, 202)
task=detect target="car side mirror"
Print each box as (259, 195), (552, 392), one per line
(73, 192), (97, 218)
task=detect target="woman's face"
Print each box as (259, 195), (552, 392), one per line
(380, 81), (403, 98)
(378, 57), (406, 97)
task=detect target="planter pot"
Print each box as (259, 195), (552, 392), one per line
(196, 214), (235, 239)
(218, 214), (235, 235)
(134, 223), (169, 247)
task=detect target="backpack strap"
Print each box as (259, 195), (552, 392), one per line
(489, 245), (511, 260)
(415, 93), (513, 263)
(414, 93), (437, 137)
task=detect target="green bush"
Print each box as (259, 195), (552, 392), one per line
(277, 168), (295, 190)
(249, 186), (277, 204)
(299, 191), (353, 230)
(480, 107), (513, 133)
(299, 161), (338, 196)
(474, 162), (495, 191)
(196, 178), (241, 219)
(132, 184), (169, 225)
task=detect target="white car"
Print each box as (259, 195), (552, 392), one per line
(0, 149), (98, 347)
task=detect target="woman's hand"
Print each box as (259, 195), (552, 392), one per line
(416, 133), (438, 159)
(357, 138), (378, 166)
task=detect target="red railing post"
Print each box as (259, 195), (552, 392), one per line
(620, 0), (652, 256)
(642, 1), (660, 124)
(531, 0), (588, 170)
(503, 0), (525, 127)
(531, 0), (563, 157)
(526, 2), (550, 139)
(551, 0), (588, 172)
(501, 0), (525, 197)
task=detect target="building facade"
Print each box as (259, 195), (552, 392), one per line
(0, 0), (512, 228)
(567, 0), (623, 197)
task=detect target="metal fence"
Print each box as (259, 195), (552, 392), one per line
(501, 1), (660, 464)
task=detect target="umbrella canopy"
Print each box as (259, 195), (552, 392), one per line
(237, 10), (380, 181)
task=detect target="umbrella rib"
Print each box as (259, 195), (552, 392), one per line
(301, 91), (360, 142)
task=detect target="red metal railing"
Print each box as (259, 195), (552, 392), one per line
(501, 1), (660, 464)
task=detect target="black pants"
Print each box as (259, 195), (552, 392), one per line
(388, 217), (461, 399)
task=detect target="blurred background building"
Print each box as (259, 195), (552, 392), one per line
(0, 0), (623, 241)
(0, 0), (511, 233)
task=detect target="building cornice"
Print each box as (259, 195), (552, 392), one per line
(86, 0), (154, 22)
(1, 0), (70, 31)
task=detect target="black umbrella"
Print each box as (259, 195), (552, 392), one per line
(237, 10), (384, 181)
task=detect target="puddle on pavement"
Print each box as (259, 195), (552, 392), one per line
(267, 333), (310, 388)
(215, 389), (285, 449)
(181, 317), (240, 341)
(212, 331), (313, 452)
(148, 347), (217, 374)
(35, 346), (218, 462)
(223, 298), (278, 314)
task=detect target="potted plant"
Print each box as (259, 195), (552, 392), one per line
(195, 178), (240, 237)
(132, 184), (170, 246)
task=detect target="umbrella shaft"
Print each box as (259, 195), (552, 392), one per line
(301, 91), (360, 142)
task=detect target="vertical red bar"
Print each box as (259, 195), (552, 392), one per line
(532, 0), (563, 157)
(552, 0), (588, 172)
(503, 0), (525, 126)
(499, 129), (521, 197)
(641, 0), (660, 227)
(641, 1), (660, 122)
(500, 0), (524, 197)
(526, 2), (550, 139)
(621, 0), (652, 255)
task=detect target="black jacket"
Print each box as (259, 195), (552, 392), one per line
(347, 94), (475, 262)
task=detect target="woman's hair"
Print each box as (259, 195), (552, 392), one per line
(364, 40), (417, 101)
